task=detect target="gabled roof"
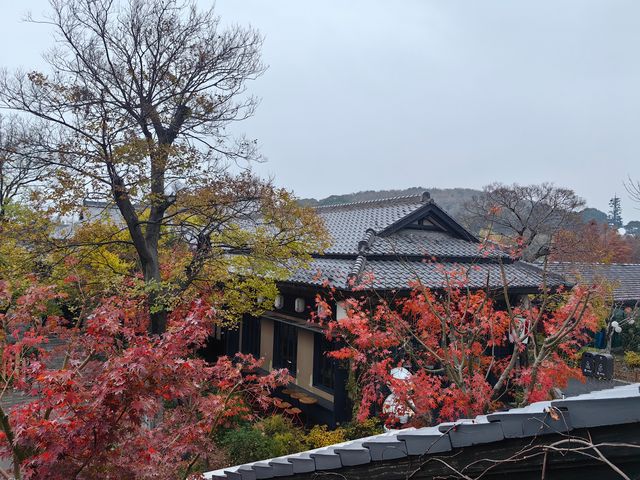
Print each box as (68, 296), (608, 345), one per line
(315, 193), (477, 256)
(286, 193), (563, 292)
(204, 383), (640, 480)
(547, 262), (640, 303)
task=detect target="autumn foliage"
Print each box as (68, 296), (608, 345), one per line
(315, 267), (600, 426)
(552, 221), (634, 263)
(0, 280), (289, 479)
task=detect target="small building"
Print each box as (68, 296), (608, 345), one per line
(219, 193), (564, 426)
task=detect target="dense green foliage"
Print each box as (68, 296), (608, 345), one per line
(219, 416), (383, 464)
(220, 427), (281, 465)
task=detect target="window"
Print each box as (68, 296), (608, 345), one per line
(273, 321), (297, 376)
(313, 333), (335, 392)
(241, 315), (261, 357)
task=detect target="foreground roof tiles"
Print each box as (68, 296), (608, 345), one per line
(204, 383), (640, 479)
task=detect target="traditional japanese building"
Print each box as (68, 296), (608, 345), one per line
(219, 193), (564, 425)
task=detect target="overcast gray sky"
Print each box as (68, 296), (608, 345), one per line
(1, 1), (639, 216)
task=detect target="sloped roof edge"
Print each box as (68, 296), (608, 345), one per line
(204, 383), (640, 480)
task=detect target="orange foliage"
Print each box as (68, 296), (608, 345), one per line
(552, 221), (633, 263)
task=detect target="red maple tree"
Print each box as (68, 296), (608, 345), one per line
(315, 266), (600, 426)
(0, 280), (290, 479)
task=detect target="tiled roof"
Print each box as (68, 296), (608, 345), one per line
(547, 262), (640, 302)
(288, 259), (565, 290)
(287, 258), (353, 287)
(367, 229), (507, 259)
(316, 195), (427, 255)
(204, 383), (640, 480)
(362, 260), (564, 290)
(282, 194), (560, 292)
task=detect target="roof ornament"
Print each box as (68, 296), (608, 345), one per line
(347, 255), (367, 288)
(357, 228), (376, 253)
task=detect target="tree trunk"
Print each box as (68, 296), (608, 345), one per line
(111, 172), (169, 335)
(143, 254), (167, 335)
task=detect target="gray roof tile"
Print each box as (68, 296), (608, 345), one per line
(361, 260), (563, 290)
(551, 383), (640, 428)
(287, 258), (353, 287)
(546, 262), (640, 302)
(361, 432), (409, 461)
(316, 196), (426, 255)
(287, 259), (562, 291)
(333, 440), (374, 466)
(368, 229), (506, 259)
(486, 401), (572, 438)
(437, 416), (504, 448)
(266, 459), (294, 477)
(395, 426), (452, 456)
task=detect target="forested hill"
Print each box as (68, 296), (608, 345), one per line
(300, 187), (610, 226)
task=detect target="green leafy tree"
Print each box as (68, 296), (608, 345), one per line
(608, 195), (623, 229)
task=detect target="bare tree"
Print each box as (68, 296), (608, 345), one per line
(626, 176), (640, 206)
(0, 0), (324, 333)
(465, 183), (585, 261)
(0, 115), (49, 217)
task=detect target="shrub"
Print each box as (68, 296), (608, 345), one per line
(305, 425), (347, 449)
(341, 418), (383, 440)
(221, 416), (384, 464)
(624, 351), (640, 369)
(256, 415), (307, 456)
(273, 431), (308, 456)
(220, 426), (280, 465)
(256, 414), (296, 437)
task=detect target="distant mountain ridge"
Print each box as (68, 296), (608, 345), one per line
(300, 187), (612, 227)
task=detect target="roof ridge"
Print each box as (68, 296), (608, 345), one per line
(313, 193), (425, 211)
